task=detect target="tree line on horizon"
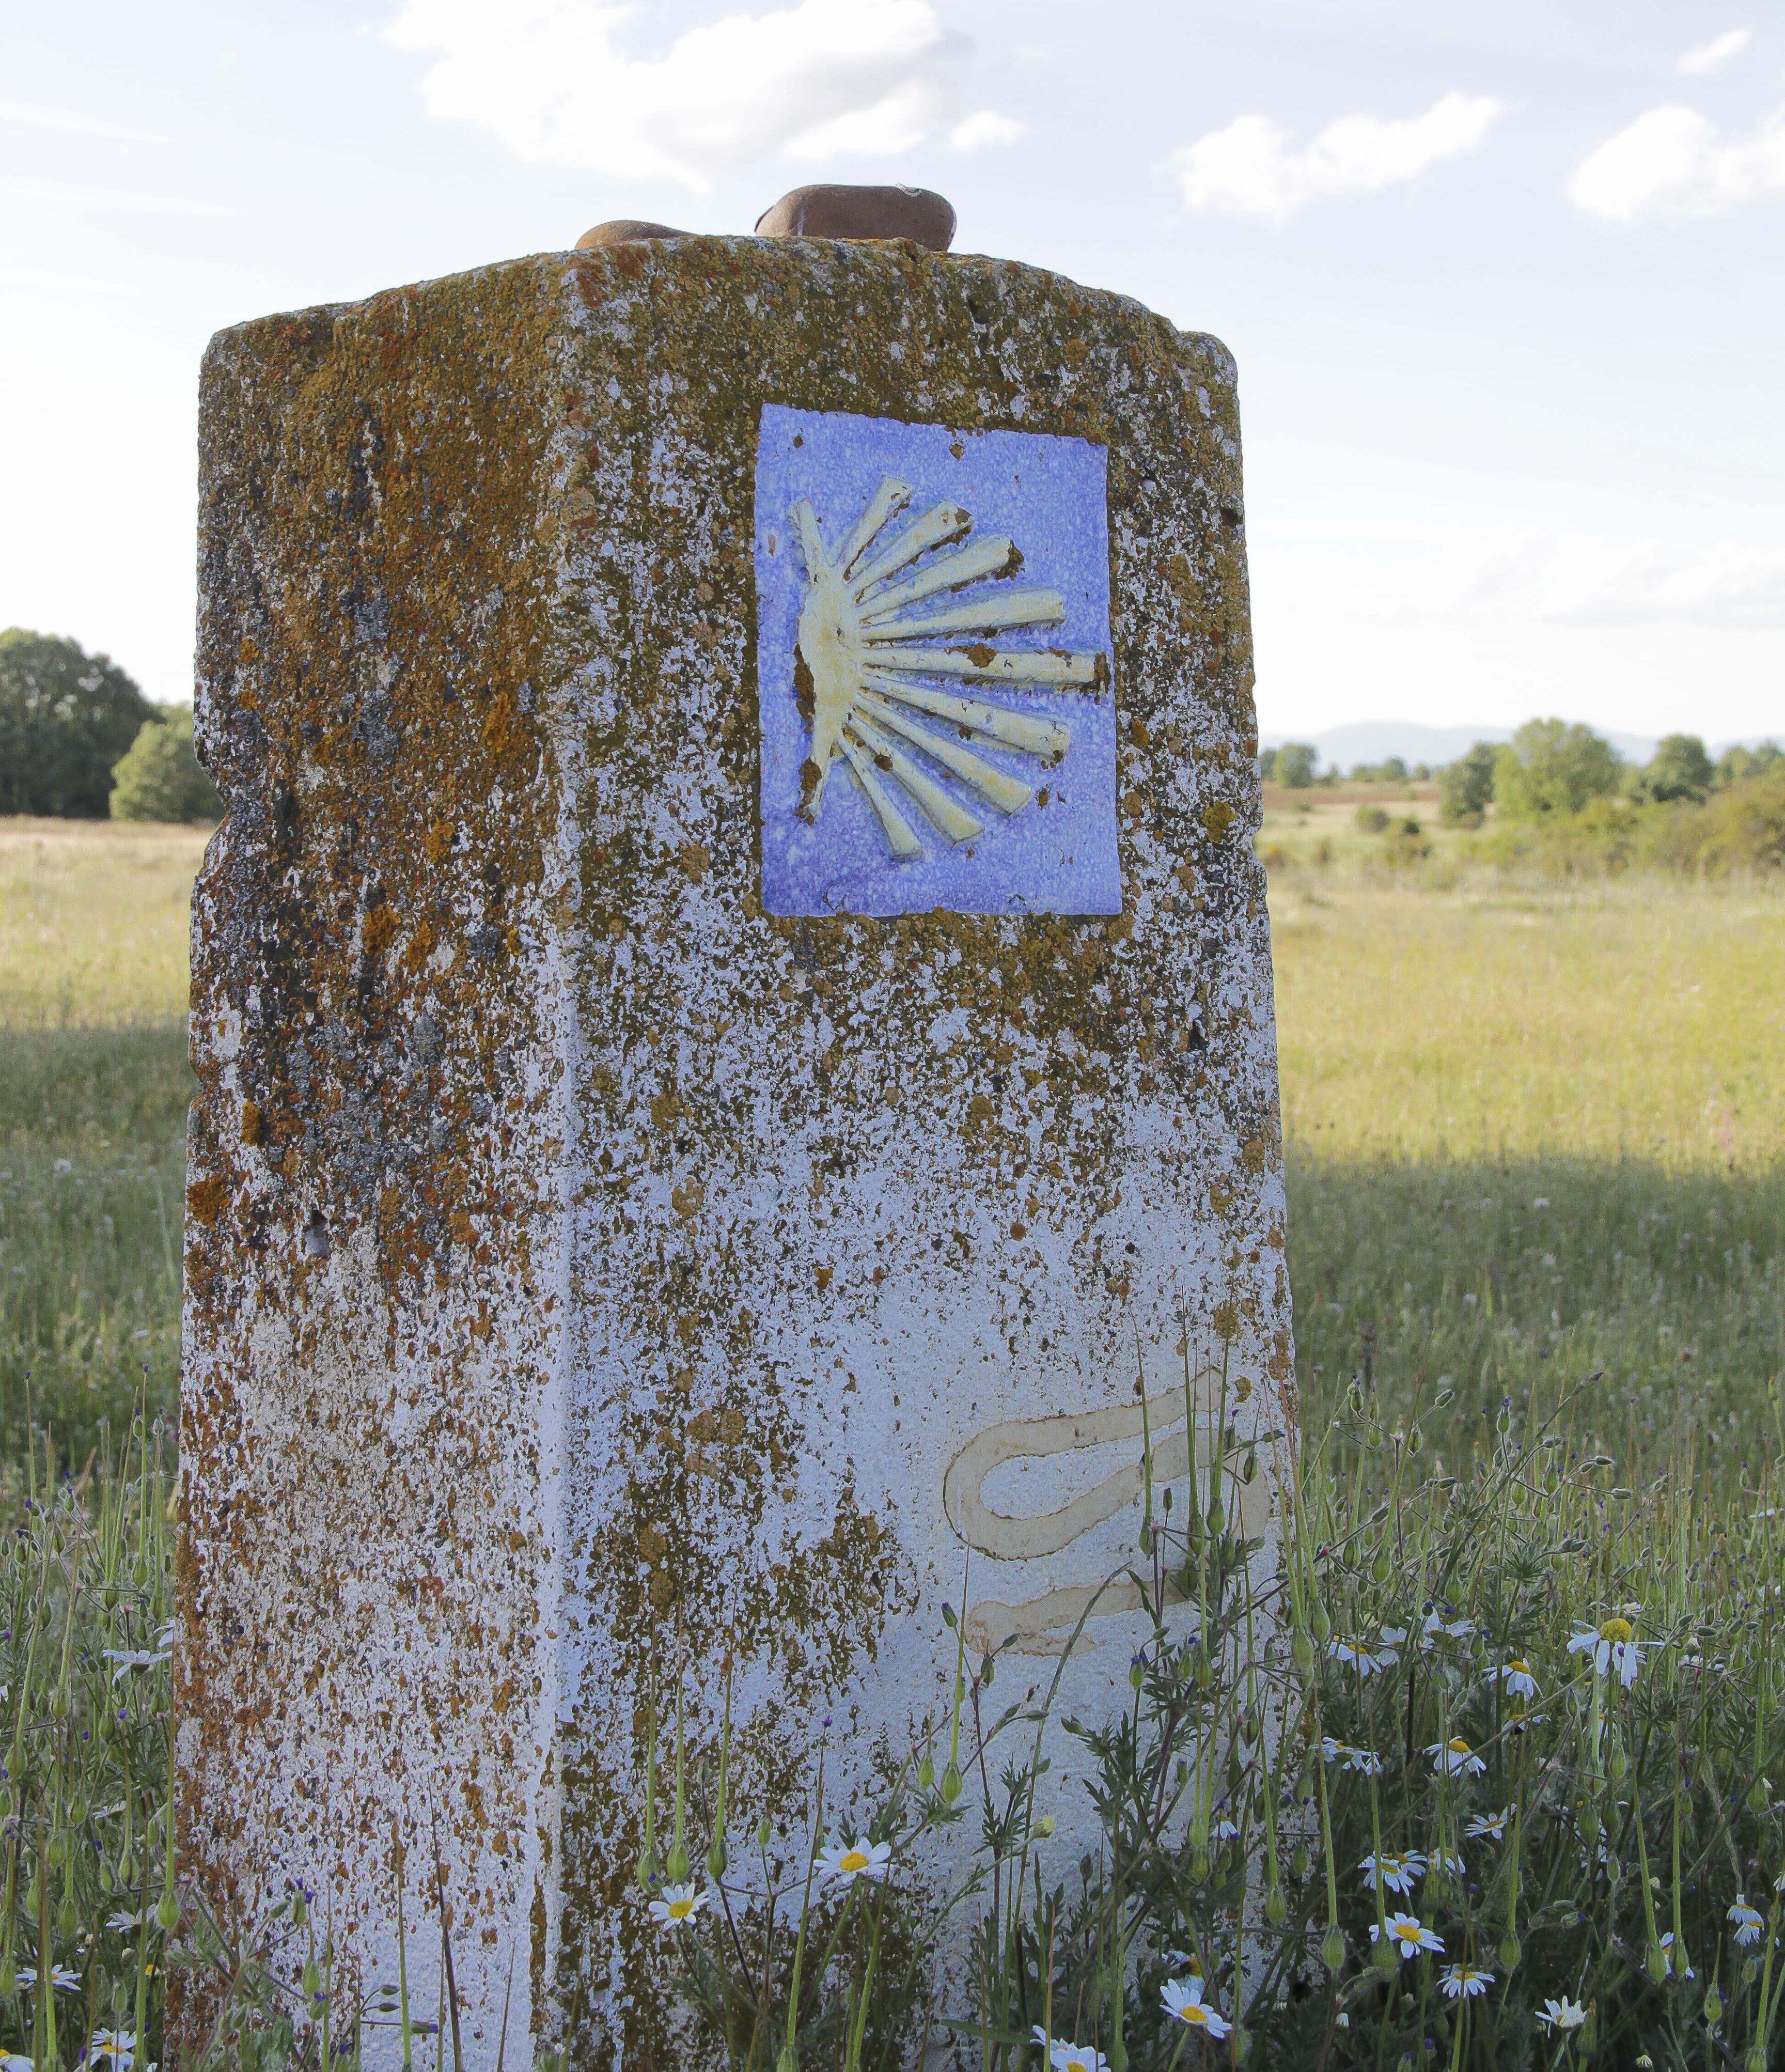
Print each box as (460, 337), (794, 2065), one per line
(1, 629), (221, 823)
(1264, 719), (1785, 874)
(1261, 722), (1783, 818)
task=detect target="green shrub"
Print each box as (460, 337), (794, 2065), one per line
(1278, 743), (1319, 790)
(1493, 721), (1622, 822)
(1642, 733), (1715, 804)
(1439, 744), (1497, 828)
(109, 709), (222, 824)
(1355, 807), (1391, 834)
(0, 631), (157, 819)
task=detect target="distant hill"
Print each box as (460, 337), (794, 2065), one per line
(1258, 721), (1661, 773)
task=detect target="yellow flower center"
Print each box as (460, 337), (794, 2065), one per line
(1448, 1739), (1471, 1755)
(1509, 1659), (1530, 1674)
(1601, 1617), (1633, 1643)
(1178, 2004), (1208, 2026)
(1396, 1922), (1421, 1945)
(839, 1849), (869, 1873)
(668, 1897), (694, 1919)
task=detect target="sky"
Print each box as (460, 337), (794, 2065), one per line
(2, 1), (1781, 747)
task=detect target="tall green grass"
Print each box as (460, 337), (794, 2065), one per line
(0, 1026), (190, 1467)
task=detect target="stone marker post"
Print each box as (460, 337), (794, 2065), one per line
(182, 233), (1290, 2063)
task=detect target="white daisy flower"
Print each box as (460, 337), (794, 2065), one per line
(84, 2028), (137, 2069)
(1426, 1849), (1466, 1881)
(1333, 1639), (1392, 1677)
(1160, 1976), (1230, 2039)
(1728, 1897), (1766, 1947)
(18, 1966), (81, 1992)
(1537, 1996), (1587, 2031)
(645, 1882), (707, 1928)
(1030, 2031), (1109, 2072)
(1360, 1849), (1426, 1896)
(102, 1645), (170, 1680)
(1465, 1808), (1511, 1842)
(817, 1837), (892, 1884)
(1659, 1931), (1695, 1979)
(1440, 1962), (1493, 1999)
(1322, 1737), (1384, 1775)
(5, 2054), (34, 2072)
(1376, 1625), (1409, 1662)
(1211, 1817), (1240, 1843)
(1568, 1617), (1643, 1687)
(1495, 1658), (1540, 1700)
(1370, 1912), (1445, 1959)
(1427, 1737), (1486, 1777)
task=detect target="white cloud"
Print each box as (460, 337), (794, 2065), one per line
(1569, 100), (1785, 219)
(0, 98), (165, 144)
(383, 0), (969, 190)
(1677, 27), (1750, 75)
(1343, 530), (1785, 629)
(1167, 92), (1502, 222)
(949, 108), (1025, 152)
(0, 176), (232, 217)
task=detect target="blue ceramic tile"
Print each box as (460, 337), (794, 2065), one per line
(756, 404), (1119, 918)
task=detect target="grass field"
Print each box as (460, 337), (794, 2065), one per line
(1, 816), (1781, 1486)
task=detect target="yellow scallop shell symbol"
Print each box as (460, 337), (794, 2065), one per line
(789, 476), (1106, 858)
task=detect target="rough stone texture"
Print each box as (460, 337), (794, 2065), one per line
(182, 235), (1290, 2067)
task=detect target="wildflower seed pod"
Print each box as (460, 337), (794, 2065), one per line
(1432, 1388), (1454, 1409)
(1266, 1882), (1287, 1926)
(1497, 1931), (1521, 1972)
(777, 2047), (798, 2072)
(59, 1888), (77, 1938)
(1241, 1446), (1258, 1483)
(756, 1816), (772, 1849)
(0, 1959), (11, 1996)
(1322, 1923), (1346, 1974)
(1229, 2023), (1251, 2062)
(70, 1796), (87, 1825)
(1370, 1549), (1392, 1585)
(156, 1886), (181, 1933)
(99, 1857), (114, 1893)
(1290, 1625), (1314, 1677)
(1292, 1841), (1311, 1880)
(1310, 1597), (1331, 1643)
(940, 1761), (963, 1806)
(48, 1831), (67, 1869)
(1348, 1379), (1366, 1416)
(24, 1874), (40, 1916)
(1191, 1846), (1211, 1882)
(1208, 1500), (1226, 1534)
(1609, 1743), (1627, 1781)
(918, 1754), (935, 1790)
(1704, 1981), (1723, 2027)
(1747, 2047), (1766, 2072)
(1372, 1934), (1400, 1977)
(1747, 1777), (1771, 1814)
(1646, 1942), (1669, 1986)
(666, 1840), (691, 1884)
(1406, 1423), (1423, 1457)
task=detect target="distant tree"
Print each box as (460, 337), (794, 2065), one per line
(1258, 745), (1279, 782)
(1716, 740), (1785, 787)
(1492, 719), (1621, 821)
(1277, 742), (1318, 789)
(1439, 742), (1498, 827)
(0, 629), (158, 817)
(110, 708), (222, 823)
(1411, 762), (1431, 780)
(1641, 733), (1715, 804)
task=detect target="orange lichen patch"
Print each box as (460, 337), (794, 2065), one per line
(186, 1175), (229, 1227)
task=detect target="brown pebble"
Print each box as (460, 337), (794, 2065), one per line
(575, 219), (691, 250)
(754, 183), (954, 250)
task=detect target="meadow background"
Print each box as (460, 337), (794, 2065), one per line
(4, 799), (1779, 1486)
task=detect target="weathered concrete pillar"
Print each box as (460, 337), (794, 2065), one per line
(182, 235), (1289, 2063)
